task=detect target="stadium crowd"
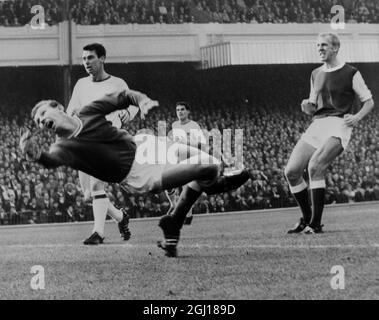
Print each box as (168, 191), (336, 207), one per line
(1, 97), (378, 225)
(0, 0), (379, 26)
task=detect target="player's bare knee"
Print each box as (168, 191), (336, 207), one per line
(308, 166), (316, 180)
(308, 160), (326, 179)
(284, 166), (301, 184)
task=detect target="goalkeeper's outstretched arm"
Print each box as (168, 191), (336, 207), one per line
(20, 130), (67, 168)
(87, 89), (159, 120)
(37, 147), (68, 169)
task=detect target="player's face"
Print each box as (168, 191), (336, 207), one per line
(317, 36), (336, 62)
(33, 103), (65, 132)
(176, 105), (189, 121)
(82, 50), (104, 76)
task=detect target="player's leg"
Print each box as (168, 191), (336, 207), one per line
(162, 145), (221, 236)
(83, 177), (108, 244)
(161, 142), (250, 193)
(158, 144), (250, 256)
(87, 177), (131, 242)
(157, 183), (201, 257)
(78, 171), (91, 202)
(158, 170), (251, 257)
(78, 171), (104, 245)
(122, 138), (250, 256)
(107, 201), (131, 241)
(107, 201), (123, 222)
(183, 206), (193, 225)
(123, 150), (220, 257)
(305, 137), (344, 233)
(165, 188), (178, 215)
(284, 140), (316, 233)
(166, 188), (193, 221)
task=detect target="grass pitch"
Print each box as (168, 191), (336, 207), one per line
(0, 202), (379, 300)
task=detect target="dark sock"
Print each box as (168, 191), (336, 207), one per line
(292, 188), (312, 224)
(171, 186), (202, 229)
(310, 188), (325, 227)
(202, 170), (250, 195)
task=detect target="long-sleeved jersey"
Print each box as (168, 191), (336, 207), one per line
(37, 90), (150, 183)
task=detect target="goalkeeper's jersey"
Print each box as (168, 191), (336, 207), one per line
(38, 90), (148, 183)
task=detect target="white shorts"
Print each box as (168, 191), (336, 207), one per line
(120, 134), (219, 194)
(301, 116), (352, 150)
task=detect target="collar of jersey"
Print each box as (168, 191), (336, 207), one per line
(322, 62), (345, 72)
(67, 115), (83, 139)
(88, 75), (111, 82)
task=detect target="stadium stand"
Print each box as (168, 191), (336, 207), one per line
(0, 0), (379, 26)
(0, 62), (378, 225)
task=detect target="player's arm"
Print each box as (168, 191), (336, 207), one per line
(85, 89), (158, 120)
(20, 130), (68, 168)
(301, 75), (317, 116)
(111, 80), (139, 124)
(119, 105), (140, 123)
(37, 147), (69, 169)
(66, 81), (81, 116)
(344, 71), (374, 127)
(119, 81), (140, 124)
(119, 90), (158, 120)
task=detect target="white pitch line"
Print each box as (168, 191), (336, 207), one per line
(1, 243), (379, 249)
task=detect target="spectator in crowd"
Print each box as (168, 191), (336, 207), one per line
(1, 0), (378, 26)
(71, 195), (89, 221)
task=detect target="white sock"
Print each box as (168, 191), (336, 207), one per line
(92, 197), (109, 236)
(107, 202), (123, 223)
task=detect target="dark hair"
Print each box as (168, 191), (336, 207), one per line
(83, 43), (106, 58)
(175, 101), (190, 111)
(31, 100), (60, 119)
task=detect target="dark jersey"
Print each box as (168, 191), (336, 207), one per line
(38, 90), (148, 183)
(310, 63), (371, 119)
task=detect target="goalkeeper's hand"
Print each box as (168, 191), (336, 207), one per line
(118, 109), (131, 124)
(301, 99), (317, 116)
(19, 129), (41, 161)
(139, 99), (159, 120)
(119, 106), (140, 124)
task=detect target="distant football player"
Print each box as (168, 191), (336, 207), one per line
(166, 101), (208, 225)
(20, 89), (251, 257)
(285, 33), (374, 234)
(67, 43), (134, 245)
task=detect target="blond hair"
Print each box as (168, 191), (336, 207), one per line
(318, 33), (341, 51)
(31, 100), (61, 119)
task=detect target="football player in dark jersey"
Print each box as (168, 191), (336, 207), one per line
(21, 89), (250, 256)
(285, 33), (374, 234)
